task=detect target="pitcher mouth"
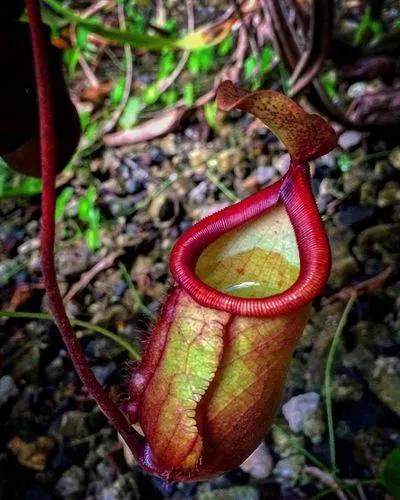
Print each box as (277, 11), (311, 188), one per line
(170, 163), (331, 318)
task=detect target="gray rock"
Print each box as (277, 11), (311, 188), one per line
(59, 411), (89, 438)
(240, 442), (273, 479)
(274, 153), (290, 175)
(282, 392), (320, 433)
(347, 82), (368, 99)
(189, 181), (208, 204)
(95, 473), (139, 500)
(274, 455), (305, 484)
(56, 465), (85, 497)
(256, 165), (275, 184)
(368, 356), (400, 416)
(17, 238), (40, 256)
(0, 375), (18, 406)
(92, 362), (117, 385)
(320, 153), (336, 168)
(338, 130), (362, 150)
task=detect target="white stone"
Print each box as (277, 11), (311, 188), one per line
(240, 442), (273, 479)
(338, 130), (362, 150)
(282, 392), (320, 433)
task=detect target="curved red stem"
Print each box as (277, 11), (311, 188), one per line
(25, 0), (144, 459)
(170, 163), (330, 317)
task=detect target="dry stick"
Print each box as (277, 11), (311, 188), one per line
(68, 0), (111, 88)
(305, 467), (349, 500)
(324, 266), (393, 305)
(288, 0), (334, 97)
(263, 0), (367, 129)
(63, 251), (123, 304)
(25, 0), (144, 459)
(102, 2), (134, 134)
(156, 0), (194, 96)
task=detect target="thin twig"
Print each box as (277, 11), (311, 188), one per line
(324, 294), (357, 472)
(156, 0), (194, 95)
(272, 425), (330, 472)
(63, 251), (122, 304)
(206, 170), (240, 203)
(288, 0), (334, 97)
(119, 263), (155, 319)
(0, 310), (140, 360)
(324, 266), (392, 305)
(69, 0), (112, 89)
(102, 2), (134, 134)
(305, 466), (348, 500)
(309, 479), (383, 500)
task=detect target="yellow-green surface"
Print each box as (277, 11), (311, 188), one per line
(196, 204), (299, 298)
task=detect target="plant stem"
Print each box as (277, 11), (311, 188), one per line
(119, 264), (156, 319)
(26, 0), (144, 460)
(43, 0), (175, 50)
(272, 424), (330, 472)
(324, 294), (357, 472)
(0, 310), (140, 360)
(309, 479), (383, 500)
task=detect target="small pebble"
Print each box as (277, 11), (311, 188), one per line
(56, 466), (85, 497)
(256, 165), (275, 184)
(338, 130), (362, 150)
(274, 153), (290, 175)
(347, 82), (368, 99)
(0, 375), (18, 407)
(92, 362), (117, 385)
(282, 392), (320, 433)
(240, 442), (273, 479)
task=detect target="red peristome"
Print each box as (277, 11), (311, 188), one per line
(170, 163), (331, 317)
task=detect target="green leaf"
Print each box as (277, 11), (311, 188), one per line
(142, 84), (160, 106)
(76, 26), (89, 50)
(188, 51), (201, 74)
(353, 6), (382, 45)
(260, 47), (274, 73)
(111, 77), (126, 105)
(204, 101), (218, 129)
(84, 121), (99, 144)
(383, 448), (400, 499)
(198, 47), (214, 72)
(158, 50), (176, 79)
(56, 187), (74, 221)
(162, 18), (177, 34)
(217, 35), (233, 56)
(183, 82), (194, 106)
(244, 54), (258, 80)
(78, 185), (97, 222)
(320, 71), (338, 100)
(64, 47), (80, 76)
(86, 208), (101, 251)
(161, 89), (179, 106)
(79, 110), (91, 130)
(0, 161), (42, 198)
(119, 97), (143, 129)
(337, 153), (352, 172)
(188, 47), (214, 74)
